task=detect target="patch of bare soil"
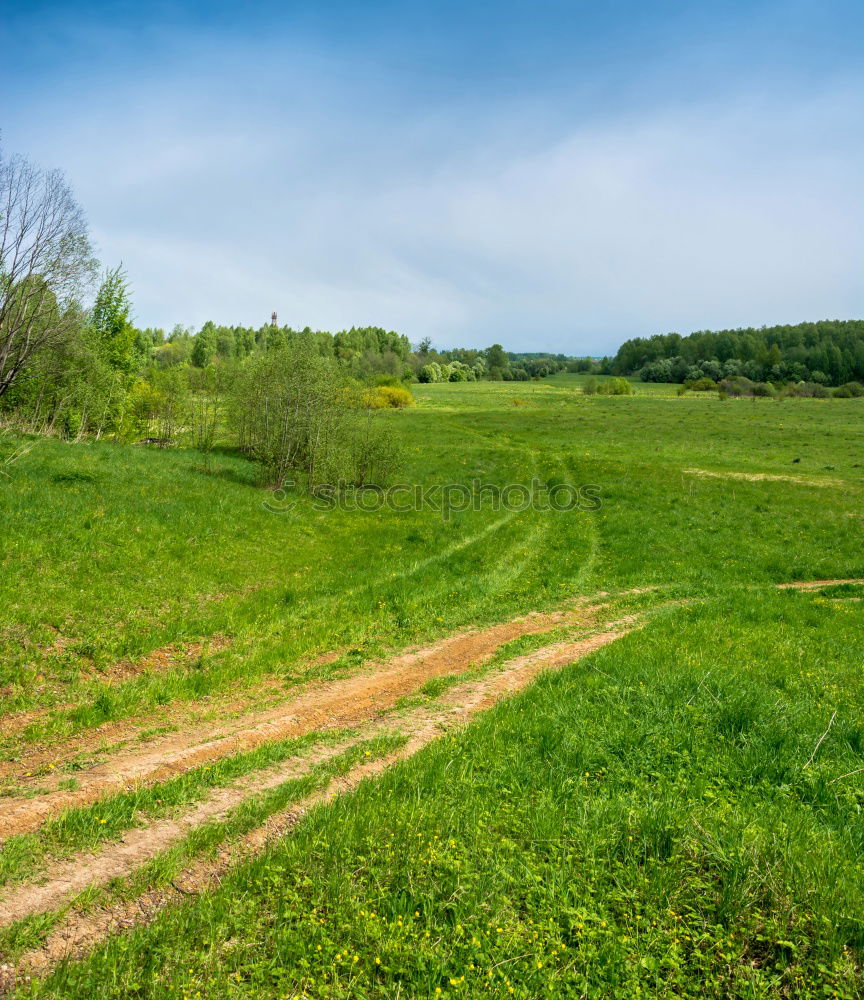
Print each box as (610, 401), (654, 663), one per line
(0, 620), (635, 988)
(776, 579), (864, 590)
(683, 467), (844, 487)
(91, 636), (232, 685)
(0, 604), (605, 840)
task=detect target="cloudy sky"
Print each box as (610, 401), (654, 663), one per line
(2, 0), (863, 354)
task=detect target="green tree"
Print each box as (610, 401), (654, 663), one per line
(91, 266), (141, 376)
(484, 344), (509, 378)
(191, 322), (218, 367)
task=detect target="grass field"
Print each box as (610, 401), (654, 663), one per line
(1, 382), (863, 998)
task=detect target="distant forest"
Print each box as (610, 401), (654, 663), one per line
(135, 323), (596, 383)
(612, 320), (864, 387)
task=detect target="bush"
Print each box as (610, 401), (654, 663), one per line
(752, 382), (776, 398)
(582, 377), (598, 395)
(362, 385), (414, 409)
(784, 382), (815, 398)
(683, 377), (716, 392)
(230, 342), (402, 489)
(598, 377), (634, 396)
(445, 362), (471, 382)
(345, 410), (403, 488)
(417, 363), (444, 383)
(718, 376), (755, 397)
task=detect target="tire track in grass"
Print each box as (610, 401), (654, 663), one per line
(456, 451), (593, 613)
(1, 439), (549, 757)
(0, 600), (611, 840)
(0, 738), (368, 926)
(0, 493), (522, 756)
(0, 618), (639, 989)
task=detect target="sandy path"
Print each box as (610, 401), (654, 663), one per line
(0, 739), (362, 927)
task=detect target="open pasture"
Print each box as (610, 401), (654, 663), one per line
(1, 383), (863, 998)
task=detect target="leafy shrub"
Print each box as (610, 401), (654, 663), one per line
(782, 381), (836, 399)
(582, 376), (598, 395)
(598, 377), (634, 396)
(683, 377), (716, 392)
(345, 410), (403, 487)
(362, 385), (414, 409)
(752, 381), (776, 397)
(417, 363), (444, 383)
(718, 376), (754, 397)
(446, 362), (472, 382)
(230, 342), (402, 489)
(832, 382), (864, 398)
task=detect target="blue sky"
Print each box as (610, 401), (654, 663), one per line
(2, 0), (863, 354)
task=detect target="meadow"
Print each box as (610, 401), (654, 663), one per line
(1, 380), (863, 998)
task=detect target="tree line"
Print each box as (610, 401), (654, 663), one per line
(0, 142), (606, 444)
(414, 341), (603, 382)
(613, 321), (864, 388)
(0, 147), (419, 490)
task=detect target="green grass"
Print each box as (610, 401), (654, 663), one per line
(0, 412), (595, 736)
(2, 384), (864, 996)
(21, 590), (864, 998)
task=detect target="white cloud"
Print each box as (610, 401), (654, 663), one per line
(6, 61), (863, 353)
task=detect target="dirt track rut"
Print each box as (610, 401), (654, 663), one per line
(0, 604), (603, 841)
(0, 623), (632, 988)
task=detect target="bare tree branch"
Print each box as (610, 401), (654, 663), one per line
(0, 148), (97, 397)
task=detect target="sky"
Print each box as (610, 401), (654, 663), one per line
(1, 0), (863, 355)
